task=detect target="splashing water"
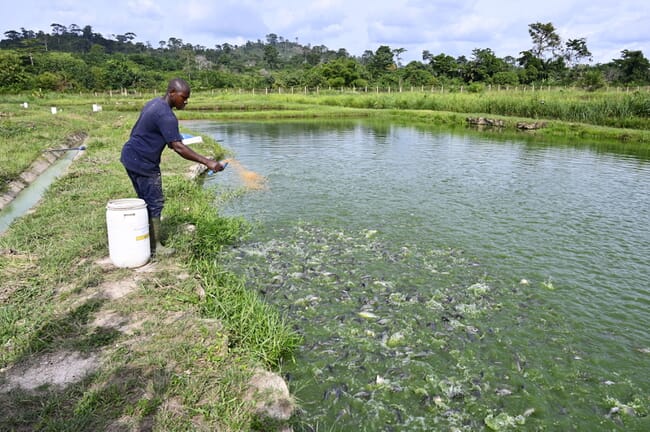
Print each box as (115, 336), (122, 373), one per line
(196, 120), (650, 431)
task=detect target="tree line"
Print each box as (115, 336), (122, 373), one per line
(1, 22), (649, 93)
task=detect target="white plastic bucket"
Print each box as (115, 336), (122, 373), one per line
(106, 198), (150, 268)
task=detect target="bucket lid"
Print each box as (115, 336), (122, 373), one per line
(106, 198), (147, 210)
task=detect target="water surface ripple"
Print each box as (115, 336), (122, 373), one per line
(193, 120), (650, 431)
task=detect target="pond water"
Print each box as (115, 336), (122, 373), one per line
(190, 119), (650, 431)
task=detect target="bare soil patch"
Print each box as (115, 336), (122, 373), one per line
(0, 257), (178, 393)
(0, 350), (99, 391)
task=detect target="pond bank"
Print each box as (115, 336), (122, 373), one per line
(0, 132), (87, 212)
(0, 101), (299, 431)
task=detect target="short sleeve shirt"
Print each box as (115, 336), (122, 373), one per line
(120, 97), (183, 176)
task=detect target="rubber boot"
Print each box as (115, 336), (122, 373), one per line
(150, 217), (174, 257)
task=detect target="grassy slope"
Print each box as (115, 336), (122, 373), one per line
(0, 97), (298, 431)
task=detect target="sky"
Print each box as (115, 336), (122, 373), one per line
(4, 0), (649, 65)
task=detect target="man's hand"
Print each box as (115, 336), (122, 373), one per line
(169, 141), (227, 174)
(206, 159), (226, 173)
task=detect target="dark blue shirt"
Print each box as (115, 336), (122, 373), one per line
(120, 97), (183, 176)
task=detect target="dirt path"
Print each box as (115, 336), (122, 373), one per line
(0, 160), (294, 430)
(0, 258), (158, 392)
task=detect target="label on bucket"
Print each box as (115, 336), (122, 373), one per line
(136, 233), (150, 241)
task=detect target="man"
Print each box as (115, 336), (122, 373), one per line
(120, 78), (225, 256)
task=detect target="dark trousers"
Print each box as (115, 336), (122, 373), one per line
(125, 169), (164, 218)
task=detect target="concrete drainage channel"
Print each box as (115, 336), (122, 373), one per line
(0, 134), (87, 234)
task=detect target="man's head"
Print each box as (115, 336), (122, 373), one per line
(166, 78), (191, 110)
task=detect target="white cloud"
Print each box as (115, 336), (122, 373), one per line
(3, 0), (648, 63)
(126, 0), (163, 19)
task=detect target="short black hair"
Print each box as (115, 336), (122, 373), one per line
(167, 78), (190, 93)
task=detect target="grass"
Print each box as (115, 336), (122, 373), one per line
(0, 97), (299, 431)
(178, 87), (650, 130)
(306, 88), (650, 129)
(0, 88), (648, 430)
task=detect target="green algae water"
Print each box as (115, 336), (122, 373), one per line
(193, 120), (650, 431)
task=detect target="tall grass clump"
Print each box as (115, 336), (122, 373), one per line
(196, 262), (301, 366)
(162, 177), (247, 260)
(162, 176), (301, 366)
(289, 88), (650, 131)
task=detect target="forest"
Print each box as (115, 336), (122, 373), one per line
(1, 21), (649, 93)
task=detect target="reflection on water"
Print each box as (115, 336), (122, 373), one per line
(193, 120), (650, 430)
